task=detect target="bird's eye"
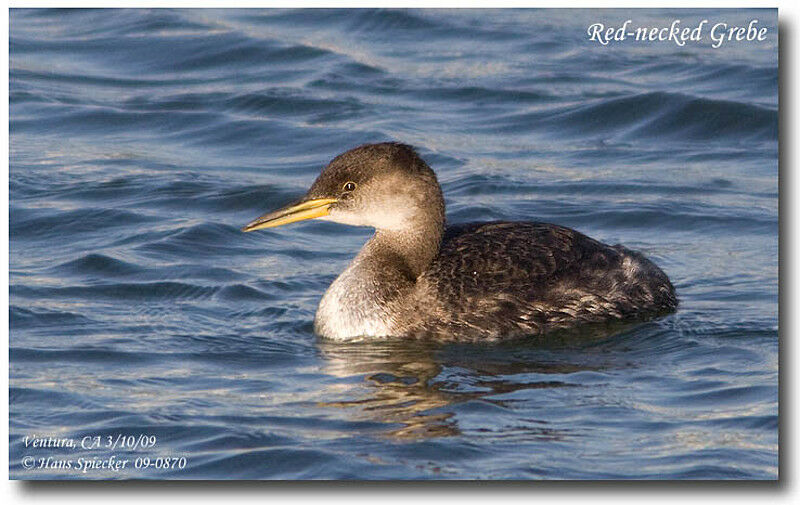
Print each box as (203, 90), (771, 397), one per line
(343, 181), (357, 192)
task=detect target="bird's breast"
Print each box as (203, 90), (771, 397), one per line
(314, 267), (397, 340)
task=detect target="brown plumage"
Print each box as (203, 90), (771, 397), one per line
(409, 221), (677, 340)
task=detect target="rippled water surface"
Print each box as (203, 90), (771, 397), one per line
(10, 8), (778, 479)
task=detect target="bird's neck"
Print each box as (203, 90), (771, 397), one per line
(365, 222), (444, 280)
(314, 218), (444, 340)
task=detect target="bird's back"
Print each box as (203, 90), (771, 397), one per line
(407, 221), (677, 340)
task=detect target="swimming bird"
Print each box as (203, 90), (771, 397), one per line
(242, 143), (677, 341)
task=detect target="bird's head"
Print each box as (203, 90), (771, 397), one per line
(242, 143), (444, 234)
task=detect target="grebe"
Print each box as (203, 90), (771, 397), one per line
(242, 143), (677, 341)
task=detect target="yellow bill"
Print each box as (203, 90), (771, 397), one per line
(241, 198), (337, 232)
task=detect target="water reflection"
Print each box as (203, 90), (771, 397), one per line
(318, 340), (459, 438)
(317, 325), (631, 440)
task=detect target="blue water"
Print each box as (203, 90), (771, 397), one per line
(9, 8), (778, 479)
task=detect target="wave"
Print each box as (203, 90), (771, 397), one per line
(55, 253), (144, 276)
(11, 9), (214, 39)
(12, 281), (219, 302)
(10, 206), (157, 239)
(493, 92), (777, 143)
(10, 306), (96, 329)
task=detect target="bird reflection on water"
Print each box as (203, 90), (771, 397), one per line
(316, 323), (634, 440)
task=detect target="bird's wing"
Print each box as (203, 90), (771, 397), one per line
(413, 221), (629, 338)
(424, 221), (610, 292)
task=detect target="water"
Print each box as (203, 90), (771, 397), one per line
(9, 8), (778, 479)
